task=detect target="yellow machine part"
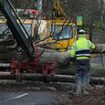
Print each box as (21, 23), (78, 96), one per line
(48, 37), (75, 51)
(44, 19), (77, 51)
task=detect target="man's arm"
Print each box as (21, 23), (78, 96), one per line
(88, 40), (96, 50)
(68, 43), (76, 57)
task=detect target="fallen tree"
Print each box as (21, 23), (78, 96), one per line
(0, 36), (105, 78)
(0, 72), (105, 85)
(0, 34), (104, 64)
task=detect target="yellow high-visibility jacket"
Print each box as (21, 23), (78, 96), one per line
(69, 36), (95, 60)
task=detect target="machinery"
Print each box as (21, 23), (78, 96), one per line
(0, 0), (55, 81)
(36, 0), (77, 51)
(0, 0), (77, 52)
(0, 0), (104, 85)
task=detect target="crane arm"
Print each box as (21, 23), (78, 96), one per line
(0, 0), (35, 60)
(53, 0), (66, 18)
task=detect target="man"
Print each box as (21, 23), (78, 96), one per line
(69, 29), (95, 95)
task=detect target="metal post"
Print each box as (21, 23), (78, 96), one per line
(89, 0), (95, 41)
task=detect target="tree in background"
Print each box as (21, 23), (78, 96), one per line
(9, 0), (105, 43)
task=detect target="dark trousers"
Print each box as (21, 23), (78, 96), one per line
(75, 59), (90, 93)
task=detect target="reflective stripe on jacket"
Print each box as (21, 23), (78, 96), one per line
(70, 36), (95, 59)
(75, 49), (90, 57)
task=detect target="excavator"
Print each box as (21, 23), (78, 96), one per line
(0, 0), (55, 81)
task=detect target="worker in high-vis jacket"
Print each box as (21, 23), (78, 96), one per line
(69, 29), (95, 95)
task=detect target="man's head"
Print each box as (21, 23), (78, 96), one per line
(78, 29), (85, 36)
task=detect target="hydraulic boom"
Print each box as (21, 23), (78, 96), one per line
(0, 0), (35, 60)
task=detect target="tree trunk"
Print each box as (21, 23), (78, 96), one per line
(0, 72), (105, 85)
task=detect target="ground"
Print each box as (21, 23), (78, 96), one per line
(0, 81), (105, 105)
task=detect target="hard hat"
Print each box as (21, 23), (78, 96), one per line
(78, 29), (85, 34)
